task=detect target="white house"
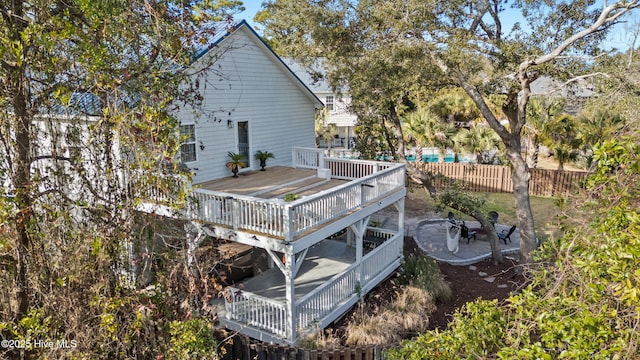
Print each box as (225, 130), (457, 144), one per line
(177, 21), (406, 344)
(174, 20), (324, 182)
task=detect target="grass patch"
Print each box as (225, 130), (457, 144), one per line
(344, 286), (435, 345)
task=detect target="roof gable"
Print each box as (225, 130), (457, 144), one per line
(192, 20), (323, 109)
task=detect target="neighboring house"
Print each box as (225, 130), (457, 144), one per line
(176, 21), (406, 344)
(530, 76), (596, 115)
(283, 59), (358, 150)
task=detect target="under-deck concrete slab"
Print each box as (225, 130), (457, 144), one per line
(239, 240), (356, 301)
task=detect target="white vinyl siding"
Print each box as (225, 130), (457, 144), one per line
(174, 25), (317, 183)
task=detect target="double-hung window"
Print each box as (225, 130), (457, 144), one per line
(179, 124), (196, 163)
(325, 95), (334, 111)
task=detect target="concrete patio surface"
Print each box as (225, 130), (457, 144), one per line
(375, 211), (520, 266)
(409, 219), (520, 266)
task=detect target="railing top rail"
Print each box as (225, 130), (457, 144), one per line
(297, 261), (359, 304)
(292, 146), (325, 153)
(227, 287), (287, 308)
(325, 157), (400, 167)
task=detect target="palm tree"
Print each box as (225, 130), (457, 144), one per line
(315, 109), (338, 149)
(453, 123), (501, 164)
(402, 109), (427, 163)
(226, 152), (247, 178)
(542, 114), (581, 170)
(523, 96), (565, 168)
(402, 108), (457, 163)
(429, 88), (480, 124)
(254, 150), (275, 171)
(578, 110), (625, 167)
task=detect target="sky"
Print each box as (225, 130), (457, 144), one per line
(236, 0), (263, 30)
(235, 1), (635, 52)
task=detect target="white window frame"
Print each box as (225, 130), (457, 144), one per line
(179, 124), (197, 163)
(325, 95), (334, 111)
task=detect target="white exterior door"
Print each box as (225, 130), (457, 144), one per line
(237, 121), (250, 169)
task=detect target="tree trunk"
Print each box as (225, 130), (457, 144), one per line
(469, 210), (503, 264)
(506, 148), (537, 265)
(530, 143), (540, 168)
(415, 143), (423, 164)
(7, 1), (32, 321)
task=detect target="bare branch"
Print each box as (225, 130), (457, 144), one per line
(522, 1), (640, 71)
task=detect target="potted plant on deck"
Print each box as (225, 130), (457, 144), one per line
(254, 150), (275, 171)
(226, 152), (246, 178)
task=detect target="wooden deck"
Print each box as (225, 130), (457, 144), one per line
(196, 166), (346, 197)
(188, 159), (406, 242)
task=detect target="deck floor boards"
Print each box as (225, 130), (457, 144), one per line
(196, 166), (318, 195)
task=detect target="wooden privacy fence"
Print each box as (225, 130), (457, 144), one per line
(219, 336), (386, 360)
(419, 163), (590, 197)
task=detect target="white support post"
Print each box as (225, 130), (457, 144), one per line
(284, 250), (296, 342)
(394, 197), (405, 243)
(284, 205), (293, 242)
(350, 216), (369, 285)
(318, 150), (325, 169)
(230, 198), (239, 230)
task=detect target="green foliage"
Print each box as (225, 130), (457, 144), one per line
(400, 255), (451, 302)
(388, 138), (640, 358)
(437, 188), (486, 216)
(387, 300), (507, 360)
(226, 151), (246, 167)
(168, 318), (218, 360)
(283, 193), (299, 202)
(0, 0), (240, 358)
(254, 150), (275, 161)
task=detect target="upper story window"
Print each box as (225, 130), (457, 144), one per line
(179, 124), (196, 163)
(325, 96), (334, 111)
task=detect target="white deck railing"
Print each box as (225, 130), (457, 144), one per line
(361, 231), (402, 285)
(296, 262), (359, 330)
(225, 287), (288, 338)
(292, 147), (325, 169)
(189, 153), (405, 241)
(286, 164), (404, 239)
(188, 191), (287, 237)
(225, 231), (403, 336)
(295, 232), (403, 330)
(224, 233), (403, 337)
